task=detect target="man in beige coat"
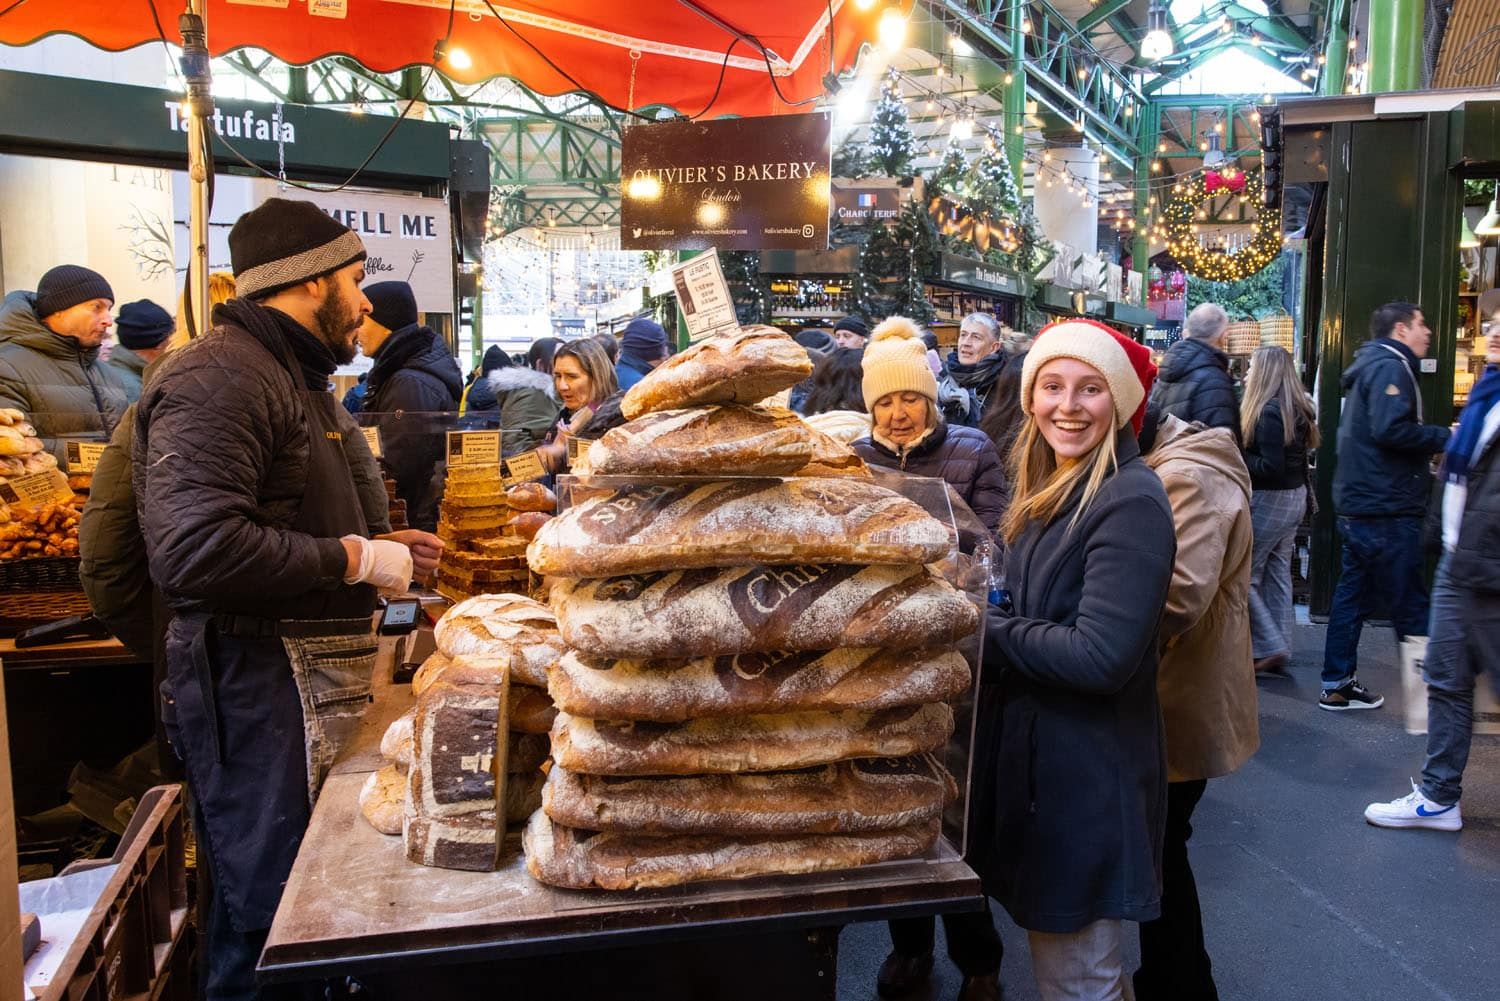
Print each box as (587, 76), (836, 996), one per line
(1136, 411), (1260, 1001)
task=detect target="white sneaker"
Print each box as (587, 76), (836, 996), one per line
(1364, 780), (1462, 831)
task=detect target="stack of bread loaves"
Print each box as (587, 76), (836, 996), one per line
(359, 593), (562, 870)
(523, 326), (979, 890)
(434, 464), (556, 602)
(0, 408), (78, 560)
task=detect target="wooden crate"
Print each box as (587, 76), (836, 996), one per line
(31, 785), (191, 1001)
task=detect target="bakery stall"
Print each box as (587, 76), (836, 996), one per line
(261, 329), (987, 997)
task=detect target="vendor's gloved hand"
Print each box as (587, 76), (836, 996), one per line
(341, 534), (415, 597)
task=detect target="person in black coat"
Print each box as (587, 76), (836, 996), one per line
(1150, 303), (1237, 430)
(947, 312), (1010, 420)
(356, 281), (463, 532)
(856, 316), (1009, 1001)
(1322, 302), (1452, 710)
(987, 319), (1175, 1001)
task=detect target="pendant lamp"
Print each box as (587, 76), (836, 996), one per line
(1460, 213), (1480, 248)
(1477, 180), (1500, 237)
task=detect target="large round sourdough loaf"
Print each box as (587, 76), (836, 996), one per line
(620, 325), (813, 420)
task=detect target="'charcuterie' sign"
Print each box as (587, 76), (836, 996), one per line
(621, 113), (831, 251)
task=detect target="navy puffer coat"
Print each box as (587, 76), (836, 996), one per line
(852, 422), (1008, 539)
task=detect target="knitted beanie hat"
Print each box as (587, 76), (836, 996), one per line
(620, 317), (669, 360)
(35, 265), (114, 317)
(228, 198), (366, 300)
(1020, 318), (1158, 433)
(834, 315), (870, 340)
(861, 316), (940, 411)
(364, 281), (418, 332)
(114, 300), (175, 349)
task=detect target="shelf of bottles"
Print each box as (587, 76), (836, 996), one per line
(769, 278), (857, 321)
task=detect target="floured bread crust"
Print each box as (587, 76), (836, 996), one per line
(359, 765), (407, 835)
(529, 478), (949, 577)
(585, 405), (815, 477)
(523, 811), (939, 890)
(548, 646), (970, 722)
(620, 326), (813, 421)
(543, 754), (956, 835)
(432, 594), (564, 687)
(549, 703), (954, 775)
(380, 710), (415, 769)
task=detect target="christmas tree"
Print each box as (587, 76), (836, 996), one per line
(832, 139), (873, 180)
(968, 133), (1023, 218)
(868, 70), (916, 178)
(930, 135), (969, 198)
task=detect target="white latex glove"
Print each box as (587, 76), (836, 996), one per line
(341, 535), (415, 597)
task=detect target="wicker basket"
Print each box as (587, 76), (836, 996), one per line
(1225, 321), (1261, 356)
(0, 555), (82, 592)
(1259, 314), (1295, 353)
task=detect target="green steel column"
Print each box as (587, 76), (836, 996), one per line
(287, 67), (309, 105)
(1131, 102), (1158, 306)
(471, 284), (484, 371)
(1367, 0), (1423, 92)
(1005, 0), (1025, 188)
(1321, 0), (1349, 96)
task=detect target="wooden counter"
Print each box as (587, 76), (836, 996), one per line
(260, 641), (982, 983)
(0, 636), (141, 672)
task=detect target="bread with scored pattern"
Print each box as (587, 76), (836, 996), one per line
(620, 326), (812, 420)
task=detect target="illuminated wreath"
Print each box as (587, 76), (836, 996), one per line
(1163, 169), (1282, 282)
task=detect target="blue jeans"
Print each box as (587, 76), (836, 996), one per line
(1322, 516), (1428, 691)
(1420, 557), (1500, 806)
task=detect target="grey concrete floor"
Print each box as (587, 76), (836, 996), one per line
(835, 616), (1500, 1001)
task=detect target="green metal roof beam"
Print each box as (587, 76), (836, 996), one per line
(1221, 1), (1313, 50)
(1077, 0), (1135, 35)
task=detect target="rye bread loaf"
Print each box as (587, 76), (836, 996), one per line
(585, 405), (815, 477)
(548, 646), (970, 722)
(549, 703), (953, 776)
(543, 754), (956, 835)
(408, 681), (508, 818)
(620, 326), (813, 420)
(359, 765), (407, 835)
(404, 802), (501, 871)
(528, 478), (950, 577)
(553, 563), (978, 659)
(432, 594), (564, 688)
(523, 811), (939, 890)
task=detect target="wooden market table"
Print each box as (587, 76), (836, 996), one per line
(259, 641), (984, 1000)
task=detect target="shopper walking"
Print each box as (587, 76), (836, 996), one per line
(134, 199), (442, 1001)
(1322, 302), (1451, 710)
(851, 316), (1007, 999)
(1365, 302), (1500, 831)
(947, 312), (1010, 420)
(852, 317), (1007, 535)
(1150, 303), (1237, 430)
(1136, 409), (1258, 1001)
(106, 300), (174, 403)
(464, 345), (561, 454)
(538, 337), (617, 474)
(1239, 345), (1318, 673)
(614, 317), (670, 391)
(0, 264), (131, 446)
(984, 318), (1174, 1001)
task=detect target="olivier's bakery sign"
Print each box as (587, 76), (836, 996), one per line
(621, 113), (831, 251)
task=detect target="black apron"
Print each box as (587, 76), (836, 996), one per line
(163, 340), (380, 932)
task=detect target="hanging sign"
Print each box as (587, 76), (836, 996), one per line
(621, 113), (831, 251)
(830, 184), (902, 227)
(670, 251), (739, 343)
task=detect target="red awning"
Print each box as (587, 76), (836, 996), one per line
(0, 0), (895, 118)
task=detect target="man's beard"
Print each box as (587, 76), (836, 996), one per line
(313, 285), (360, 365)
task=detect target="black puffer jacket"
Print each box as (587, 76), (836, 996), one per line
(982, 428), (1175, 933)
(1333, 337), (1449, 518)
(1242, 396), (1310, 491)
(1151, 336), (1237, 430)
(364, 324), (462, 415)
(852, 423), (1008, 539)
(1448, 427), (1500, 593)
(133, 302), (362, 613)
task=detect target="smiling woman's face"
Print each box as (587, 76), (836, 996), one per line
(1032, 357), (1114, 460)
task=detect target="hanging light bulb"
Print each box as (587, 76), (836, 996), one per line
(1477, 181), (1500, 236)
(878, 6), (907, 53)
(950, 113), (974, 142)
(1141, 1), (1173, 62)
(1460, 213), (1481, 249)
(1202, 130), (1228, 168)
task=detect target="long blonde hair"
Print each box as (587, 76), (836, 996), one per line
(1239, 345), (1319, 448)
(1001, 415), (1120, 544)
(170, 272), (237, 350)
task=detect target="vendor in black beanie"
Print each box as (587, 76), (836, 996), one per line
(106, 300), (175, 402)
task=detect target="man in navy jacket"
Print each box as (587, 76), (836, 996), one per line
(1322, 302), (1451, 711)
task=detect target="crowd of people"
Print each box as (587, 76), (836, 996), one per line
(0, 194), (1494, 1001)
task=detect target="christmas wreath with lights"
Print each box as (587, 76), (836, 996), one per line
(1163, 168), (1282, 282)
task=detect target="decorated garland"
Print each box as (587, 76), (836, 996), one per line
(1163, 168), (1282, 283)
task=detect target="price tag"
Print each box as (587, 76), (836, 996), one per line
(567, 435), (594, 466)
(361, 427), (383, 459)
(0, 470), (74, 508)
(65, 441), (107, 474)
(446, 431), (500, 466)
(502, 450), (546, 487)
(670, 250), (740, 343)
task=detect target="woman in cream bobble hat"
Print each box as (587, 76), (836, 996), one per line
(978, 318), (1179, 1001)
(851, 316), (1008, 542)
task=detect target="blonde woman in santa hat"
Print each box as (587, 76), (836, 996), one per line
(851, 316), (1008, 541)
(982, 319), (1176, 1001)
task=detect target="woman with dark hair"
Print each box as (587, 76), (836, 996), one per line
(800, 346), (867, 416)
(527, 336), (563, 376)
(538, 338), (618, 473)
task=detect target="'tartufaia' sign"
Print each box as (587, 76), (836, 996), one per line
(621, 113), (831, 251)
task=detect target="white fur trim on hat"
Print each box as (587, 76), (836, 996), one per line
(1020, 320), (1144, 430)
(861, 316), (939, 411)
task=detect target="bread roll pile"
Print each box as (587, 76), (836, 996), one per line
(522, 326), (977, 890)
(359, 593), (561, 870)
(0, 408), (78, 559)
(433, 463), (555, 602)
